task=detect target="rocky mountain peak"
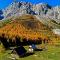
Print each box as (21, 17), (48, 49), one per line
(2, 1), (51, 19)
(1, 1), (60, 23)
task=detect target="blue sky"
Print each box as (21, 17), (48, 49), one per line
(0, 0), (59, 9)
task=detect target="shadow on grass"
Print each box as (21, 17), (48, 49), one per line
(20, 53), (34, 58)
(34, 49), (43, 51)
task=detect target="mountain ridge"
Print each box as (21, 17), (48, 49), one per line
(0, 1), (59, 23)
(2, 2), (51, 19)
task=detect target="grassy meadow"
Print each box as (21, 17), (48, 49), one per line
(0, 44), (60, 60)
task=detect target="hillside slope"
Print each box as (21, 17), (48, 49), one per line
(35, 15), (60, 29)
(0, 15), (60, 44)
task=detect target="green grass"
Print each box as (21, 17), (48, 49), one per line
(0, 45), (60, 60)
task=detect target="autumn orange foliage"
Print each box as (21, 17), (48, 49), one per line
(0, 15), (59, 44)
